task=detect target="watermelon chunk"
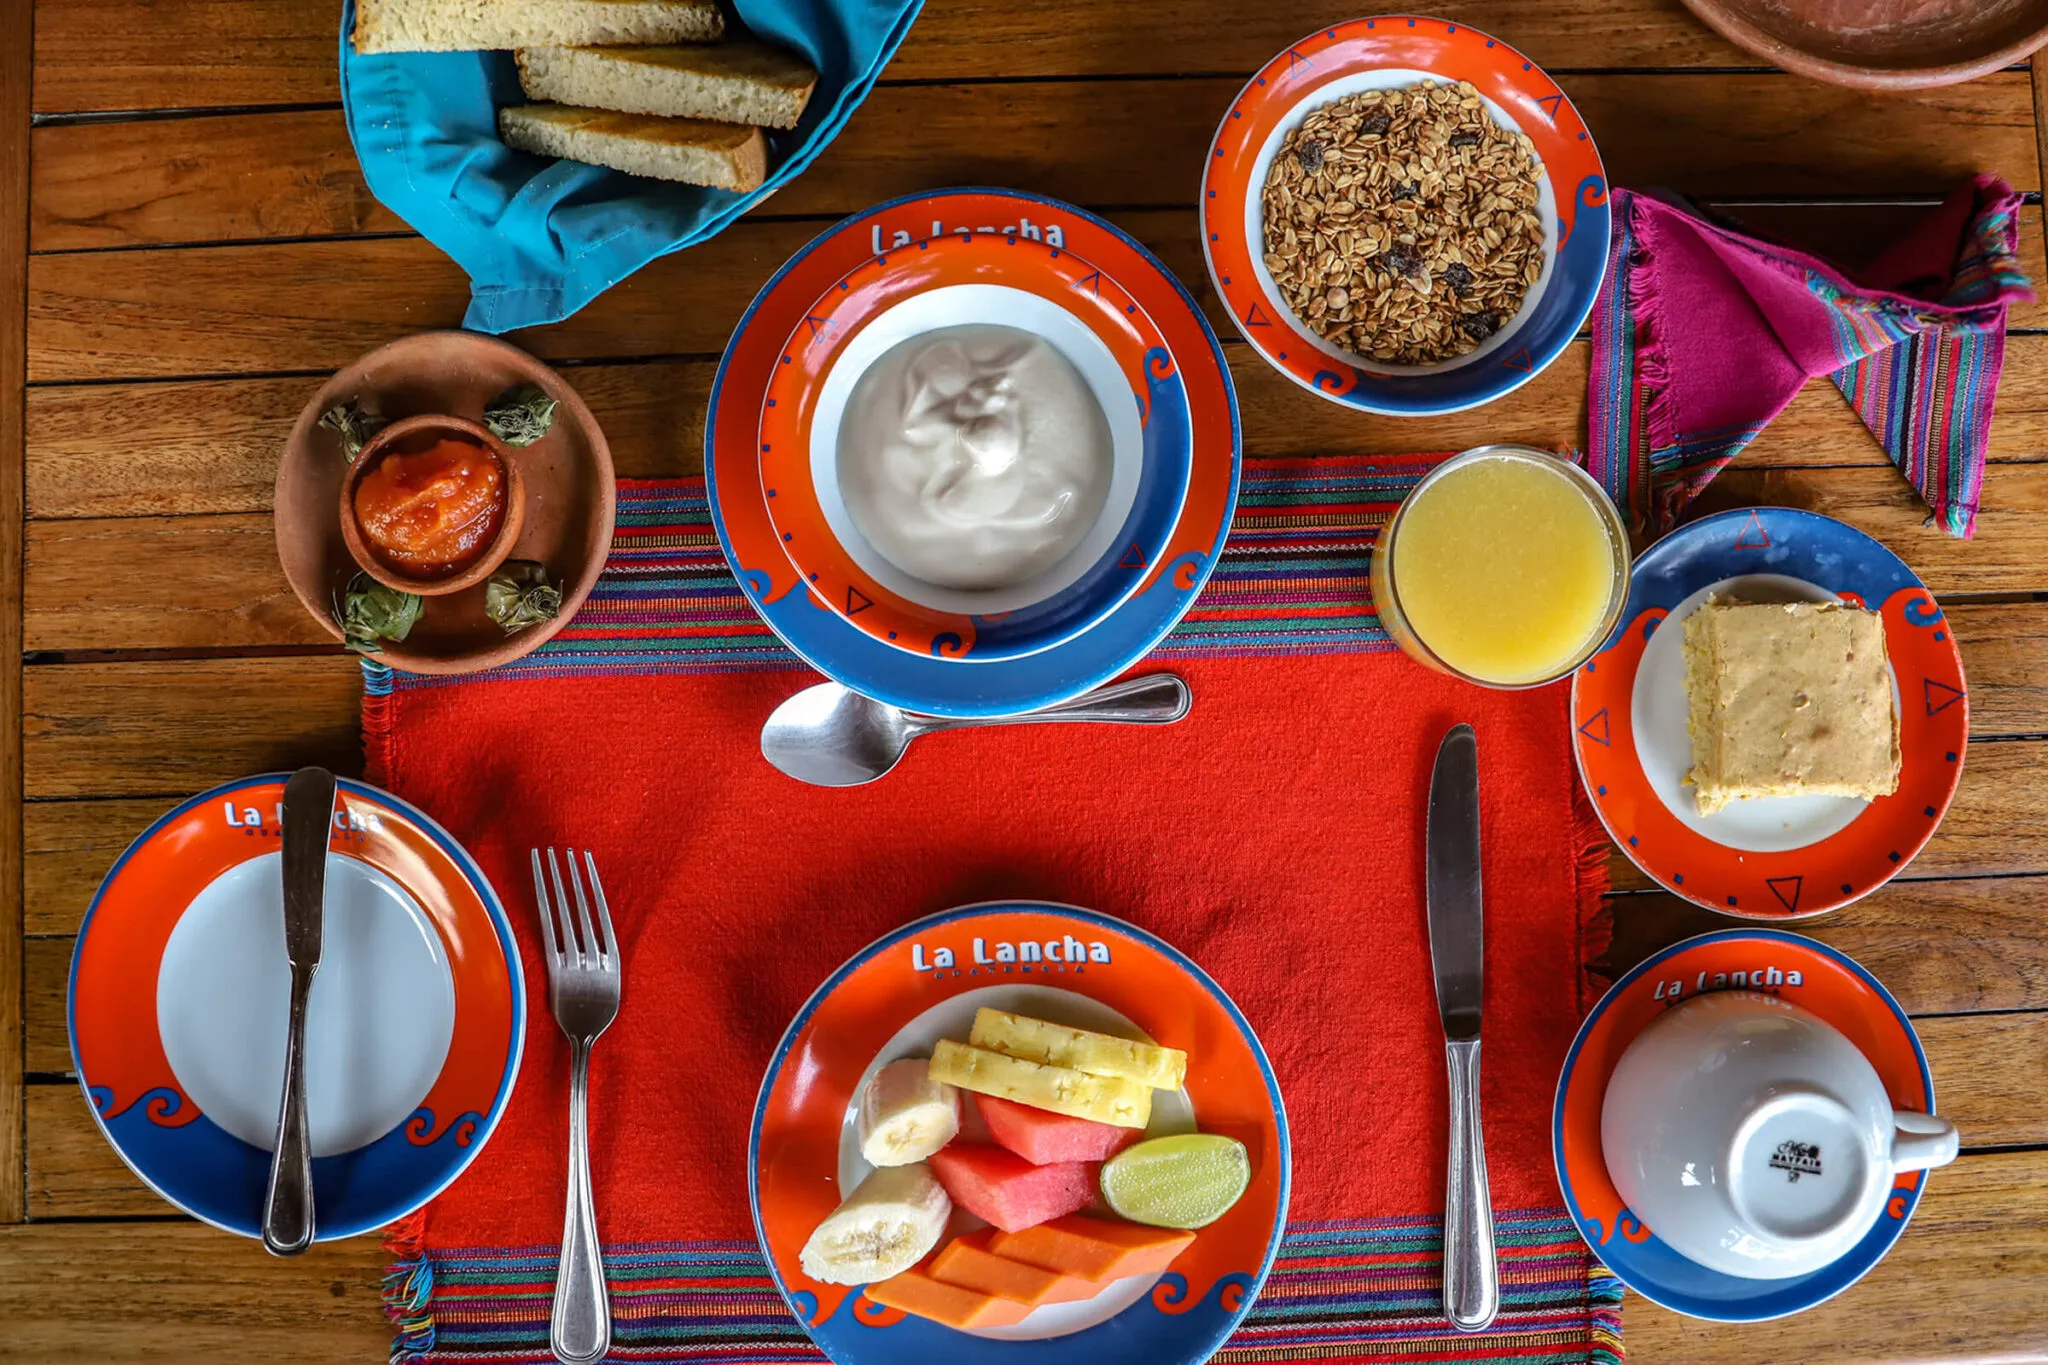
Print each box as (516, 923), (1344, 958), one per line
(927, 1144), (1095, 1233)
(979, 1094), (1142, 1166)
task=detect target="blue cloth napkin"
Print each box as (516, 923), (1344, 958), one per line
(338, 0), (924, 333)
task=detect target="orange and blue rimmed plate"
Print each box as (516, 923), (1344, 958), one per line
(1201, 17), (1609, 415)
(708, 188), (1242, 718)
(750, 901), (1290, 1364)
(68, 775), (523, 1240)
(1573, 508), (1966, 918)
(1555, 929), (1937, 1320)
(760, 228), (1193, 662)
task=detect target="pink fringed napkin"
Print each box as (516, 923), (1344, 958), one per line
(1587, 175), (2033, 540)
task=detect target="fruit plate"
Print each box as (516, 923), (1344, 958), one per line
(1554, 929), (1936, 1321)
(749, 902), (1290, 1364)
(708, 188), (1242, 718)
(1572, 508), (1966, 919)
(68, 775), (524, 1240)
(758, 227), (1195, 663)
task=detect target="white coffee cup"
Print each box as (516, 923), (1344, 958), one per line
(1600, 990), (1958, 1280)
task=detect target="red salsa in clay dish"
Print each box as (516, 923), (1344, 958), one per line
(352, 432), (507, 578)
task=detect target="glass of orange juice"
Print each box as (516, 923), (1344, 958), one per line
(1371, 445), (1630, 688)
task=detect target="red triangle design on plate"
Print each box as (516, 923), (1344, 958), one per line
(845, 586), (873, 616)
(1766, 876), (1803, 912)
(1118, 542), (1148, 570)
(1244, 302), (1273, 328)
(1924, 678), (1965, 715)
(1734, 510), (1771, 549)
(1501, 348), (1533, 372)
(1577, 708), (1611, 747)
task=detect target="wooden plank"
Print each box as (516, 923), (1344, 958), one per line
(26, 477), (2048, 656)
(25, 798), (164, 937)
(0, 1144), (2040, 1365)
(0, 1219), (390, 1362)
(28, 76), (2043, 252)
(1606, 737), (2048, 892)
(1625, 1149), (2048, 1365)
(0, 0), (27, 1227)
(27, 324), (2048, 520)
(21, 971), (2048, 1214)
(23, 938), (68, 1073)
(25, 0), (1768, 115)
(1602, 875), (2048, 1015)
(22, 658), (365, 799)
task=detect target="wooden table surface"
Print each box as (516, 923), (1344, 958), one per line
(3, 0), (2047, 1359)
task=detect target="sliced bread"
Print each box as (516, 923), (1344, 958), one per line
(499, 104), (768, 191)
(354, 0), (722, 54)
(516, 41), (818, 130)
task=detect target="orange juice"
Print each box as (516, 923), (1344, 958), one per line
(1375, 448), (1626, 686)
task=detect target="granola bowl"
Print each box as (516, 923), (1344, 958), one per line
(1201, 16), (1609, 416)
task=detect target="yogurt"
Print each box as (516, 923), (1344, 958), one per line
(836, 324), (1114, 592)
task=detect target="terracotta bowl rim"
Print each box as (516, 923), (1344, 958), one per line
(338, 412), (527, 596)
(1676, 0), (2048, 90)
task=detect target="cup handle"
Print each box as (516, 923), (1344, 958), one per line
(1890, 1110), (1960, 1172)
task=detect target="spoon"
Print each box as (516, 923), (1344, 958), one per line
(761, 673), (1192, 787)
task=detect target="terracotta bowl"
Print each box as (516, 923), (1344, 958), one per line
(1677, 0), (2048, 89)
(276, 331), (616, 675)
(338, 413), (527, 596)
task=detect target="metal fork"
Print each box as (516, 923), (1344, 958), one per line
(531, 848), (621, 1365)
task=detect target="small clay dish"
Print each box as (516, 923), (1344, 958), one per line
(1676, 0), (2048, 89)
(277, 331), (615, 675)
(339, 414), (528, 596)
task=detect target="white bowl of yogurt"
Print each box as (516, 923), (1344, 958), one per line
(757, 231), (1196, 662)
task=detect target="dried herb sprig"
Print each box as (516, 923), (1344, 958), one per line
(484, 560), (562, 633)
(338, 572), (422, 655)
(319, 399), (387, 463)
(483, 383), (559, 447)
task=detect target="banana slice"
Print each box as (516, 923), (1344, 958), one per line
(798, 1162), (951, 1286)
(858, 1058), (961, 1167)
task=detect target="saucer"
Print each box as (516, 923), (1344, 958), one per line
(69, 775), (524, 1240)
(759, 229), (1193, 661)
(276, 331), (616, 674)
(1201, 16), (1609, 415)
(1572, 508), (1966, 917)
(1554, 929), (1938, 1320)
(709, 189), (1240, 717)
(750, 901), (1289, 1363)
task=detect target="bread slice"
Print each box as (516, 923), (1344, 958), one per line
(499, 104), (768, 191)
(516, 41), (818, 129)
(354, 0), (722, 54)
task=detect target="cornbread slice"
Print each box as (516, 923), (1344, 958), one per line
(1682, 600), (1900, 815)
(354, 0), (722, 53)
(516, 41), (818, 129)
(499, 104), (767, 191)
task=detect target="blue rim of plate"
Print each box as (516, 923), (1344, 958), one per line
(67, 775), (525, 1241)
(748, 900), (1292, 1365)
(1552, 928), (1934, 1321)
(707, 188), (1242, 718)
(1571, 507), (1968, 918)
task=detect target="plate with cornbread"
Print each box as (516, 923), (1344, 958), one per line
(750, 902), (1288, 1365)
(1572, 508), (1966, 918)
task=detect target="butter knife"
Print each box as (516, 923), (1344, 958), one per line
(263, 766), (336, 1257)
(1427, 725), (1498, 1332)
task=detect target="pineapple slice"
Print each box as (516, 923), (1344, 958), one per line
(927, 1040), (1152, 1129)
(969, 1008), (1187, 1092)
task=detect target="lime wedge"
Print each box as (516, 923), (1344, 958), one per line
(1100, 1134), (1251, 1229)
